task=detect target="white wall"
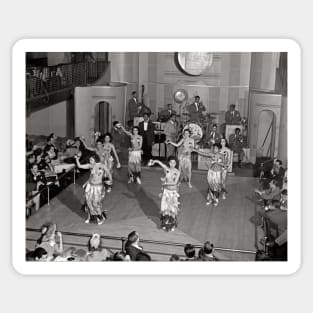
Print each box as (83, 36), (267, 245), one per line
(26, 100), (67, 137)
(74, 85), (126, 144)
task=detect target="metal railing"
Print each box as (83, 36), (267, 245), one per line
(26, 228), (256, 261)
(26, 60), (108, 100)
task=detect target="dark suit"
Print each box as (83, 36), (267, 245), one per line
(139, 120), (155, 162)
(225, 110), (241, 125)
(188, 102), (206, 121)
(125, 243), (143, 261)
(229, 133), (244, 162)
(111, 127), (125, 153)
(207, 131), (221, 148)
(127, 98), (139, 124)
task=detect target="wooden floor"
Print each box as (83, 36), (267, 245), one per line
(26, 166), (259, 261)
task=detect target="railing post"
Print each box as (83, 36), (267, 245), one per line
(47, 186), (50, 206)
(121, 238), (126, 252)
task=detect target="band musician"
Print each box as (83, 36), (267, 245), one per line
(188, 96), (206, 122)
(163, 114), (178, 157)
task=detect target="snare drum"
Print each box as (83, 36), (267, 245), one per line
(183, 123), (203, 142)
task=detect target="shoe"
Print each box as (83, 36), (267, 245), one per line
(213, 199), (219, 207)
(222, 193), (226, 200)
(136, 177), (142, 184)
(206, 201), (212, 206)
(128, 177), (133, 184)
(107, 187), (112, 193)
(188, 182), (192, 188)
(85, 219), (90, 224)
(97, 218), (104, 225)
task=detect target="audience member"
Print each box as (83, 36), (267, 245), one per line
(125, 231), (144, 261)
(198, 241), (218, 261)
(26, 247), (48, 261)
(184, 244), (197, 261)
(35, 223), (63, 261)
(169, 254), (180, 261)
(135, 251), (152, 261)
(86, 233), (111, 261)
(112, 251), (131, 261)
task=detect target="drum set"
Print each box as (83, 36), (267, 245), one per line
(175, 112), (217, 146)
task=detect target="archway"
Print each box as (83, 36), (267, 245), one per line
(94, 101), (110, 134)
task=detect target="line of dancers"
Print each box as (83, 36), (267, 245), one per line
(74, 123), (231, 231)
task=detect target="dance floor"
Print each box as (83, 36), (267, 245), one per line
(26, 166), (259, 261)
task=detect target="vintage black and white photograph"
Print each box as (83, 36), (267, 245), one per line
(12, 39), (300, 274)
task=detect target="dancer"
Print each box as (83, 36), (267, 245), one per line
(74, 154), (112, 224)
(166, 129), (194, 188)
(101, 133), (121, 192)
(120, 125), (143, 184)
(219, 136), (232, 199)
(148, 157), (181, 232)
(193, 144), (226, 206)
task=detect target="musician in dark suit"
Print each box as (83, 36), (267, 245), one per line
(159, 103), (177, 122)
(127, 91), (140, 127)
(188, 96), (206, 122)
(225, 104), (241, 125)
(229, 127), (244, 167)
(138, 113), (155, 164)
(207, 124), (221, 149)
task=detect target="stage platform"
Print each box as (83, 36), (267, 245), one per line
(26, 167), (259, 261)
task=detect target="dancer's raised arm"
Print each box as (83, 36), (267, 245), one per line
(74, 155), (90, 169)
(120, 125), (133, 137)
(149, 159), (168, 171)
(192, 148), (213, 158)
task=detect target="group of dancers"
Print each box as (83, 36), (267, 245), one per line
(75, 123), (232, 231)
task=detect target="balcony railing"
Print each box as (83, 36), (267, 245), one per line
(26, 60), (108, 101)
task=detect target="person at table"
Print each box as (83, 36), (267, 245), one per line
(138, 113), (155, 165)
(127, 91), (140, 128)
(159, 103), (177, 122)
(187, 95), (206, 122)
(225, 104), (241, 125)
(163, 114), (178, 157)
(207, 124), (221, 149)
(269, 159), (286, 188)
(229, 127), (244, 167)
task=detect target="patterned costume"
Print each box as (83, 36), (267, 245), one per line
(177, 138), (194, 183)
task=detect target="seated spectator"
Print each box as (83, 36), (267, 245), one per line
(198, 241), (218, 261)
(36, 153), (49, 171)
(112, 251), (131, 261)
(125, 231), (144, 261)
(255, 179), (281, 210)
(35, 223), (63, 261)
(27, 163), (47, 210)
(44, 144), (58, 161)
(169, 254), (180, 261)
(86, 233), (111, 261)
(26, 247), (48, 261)
(135, 251), (152, 261)
(184, 244), (197, 261)
(54, 247), (88, 262)
(269, 159), (285, 188)
(46, 133), (59, 156)
(26, 153), (36, 171)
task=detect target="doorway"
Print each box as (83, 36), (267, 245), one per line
(94, 101), (110, 134)
(256, 110), (276, 158)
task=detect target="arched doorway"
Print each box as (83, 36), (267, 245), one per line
(256, 110), (276, 158)
(94, 101), (110, 134)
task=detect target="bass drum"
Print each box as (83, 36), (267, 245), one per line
(183, 123), (203, 142)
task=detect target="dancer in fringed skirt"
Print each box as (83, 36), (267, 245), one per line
(120, 125), (143, 184)
(75, 154), (112, 224)
(149, 158), (181, 232)
(193, 144), (226, 207)
(166, 129), (194, 188)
